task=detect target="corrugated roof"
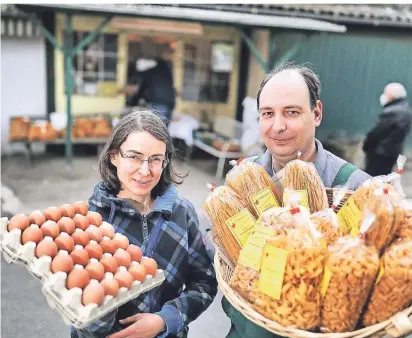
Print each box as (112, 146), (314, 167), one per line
(178, 4), (412, 28)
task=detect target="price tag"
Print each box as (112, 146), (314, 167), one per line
(337, 196), (363, 235)
(258, 244), (288, 300)
(249, 187), (279, 216)
(225, 208), (256, 246)
(283, 189), (309, 209)
(320, 266), (332, 297)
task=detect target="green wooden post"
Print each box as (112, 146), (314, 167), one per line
(64, 13), (73, 166)
(239, 29), (268, 73)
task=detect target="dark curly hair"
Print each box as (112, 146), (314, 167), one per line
(97, 108), (187, 198)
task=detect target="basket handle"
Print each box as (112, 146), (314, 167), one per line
(386, 312), (412, 337)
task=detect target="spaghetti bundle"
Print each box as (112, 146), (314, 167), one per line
(282, 152), (328, 213)
(225, 159), (282, 218)
(204, 183), (256, 263)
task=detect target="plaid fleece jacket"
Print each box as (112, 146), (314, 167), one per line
(71, 181), (217, 338)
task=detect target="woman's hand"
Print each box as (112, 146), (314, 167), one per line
(107, 313), (165, 338)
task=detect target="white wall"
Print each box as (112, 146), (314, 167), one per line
(1, 37), (47, 154)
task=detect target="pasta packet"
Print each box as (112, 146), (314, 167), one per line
(380, 154), (407, 198)
(396, 199), (412, 240)
(204, 183), (256, 263)
(362, 237), (412, 326)
(282, 151), (329, 213)
(251, 202), (327, 330)
(225, 158), (282, 218)
(310, 186), (348, 246)
(320, 213), (380, 333)
(229, 224), (276, 303)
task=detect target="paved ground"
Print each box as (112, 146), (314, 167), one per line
(3, 151), (412, 338)
(1, 152), (231, 338)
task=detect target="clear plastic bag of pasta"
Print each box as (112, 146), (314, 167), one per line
(258, 190), (311, 236)
(310, 187), (348, 247)
(362, 237), (412, 326)
(204, 183), (256, 264)
(396, 200), (412, 240)
(250, 205), (328, 330)
(225, 159), (282, 218)
(282, 151), (329, 213)
(229, 225), (276, 303)
(320, 214), (380, 333)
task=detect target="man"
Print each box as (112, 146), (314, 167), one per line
(363, 83), (412, 176)
(217, 62), (371, 338)
(126, 50), (176, 126)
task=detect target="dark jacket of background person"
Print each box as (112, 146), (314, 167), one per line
(363, 98), (412, 157)
(127, 58), (176, 111)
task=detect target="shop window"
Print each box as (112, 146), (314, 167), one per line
(182, 41), (233, 103)
(66, 31), (119, 96)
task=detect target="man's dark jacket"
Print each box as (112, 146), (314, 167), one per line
(363, 98), (412, 157)
(127, 58), (176, 110)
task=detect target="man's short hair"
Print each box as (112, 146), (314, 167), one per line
(385, 83), (407, 100)
(257, 62), (321, 110)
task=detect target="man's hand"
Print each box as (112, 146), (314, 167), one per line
(107, 313), (165, 338)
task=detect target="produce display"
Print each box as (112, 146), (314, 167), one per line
(209, 152), (412, 336)
(0, 203), (164, 329)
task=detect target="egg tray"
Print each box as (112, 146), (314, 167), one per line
(0, 217), (166, 329)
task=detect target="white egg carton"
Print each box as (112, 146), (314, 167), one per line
(0, 217), (166, 329)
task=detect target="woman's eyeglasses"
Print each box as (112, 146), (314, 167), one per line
(118, 149), (168, 170)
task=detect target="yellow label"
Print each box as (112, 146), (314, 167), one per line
(225, 208), (256, 246)
(320, 266), (332, 297)
(258, 245), (288, 300)
(249, 187), (280, 216)
(238, 236), (266, 270)
(337, 196), (363, 235)
(283, 190), (309, 209)
(253, 224), (276, 238)
(350, 223), (360, 237)
(375, 260), (385, 285)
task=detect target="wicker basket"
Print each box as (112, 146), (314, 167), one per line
(214, 188), (412, 338)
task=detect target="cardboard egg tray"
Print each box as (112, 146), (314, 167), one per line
(0, 217), (166, 329)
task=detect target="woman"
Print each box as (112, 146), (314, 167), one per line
(71, 109), (217, 338)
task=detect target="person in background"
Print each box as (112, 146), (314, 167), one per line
(210, 62), (371, 338)
(363, 83), (412, 176)
(71, 109), (217, 338)
(126, 50), (176, 127)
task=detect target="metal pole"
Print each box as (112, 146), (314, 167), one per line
(64, 14), (73, 166)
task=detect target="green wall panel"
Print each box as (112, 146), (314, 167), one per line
(269, 30), (412, 144)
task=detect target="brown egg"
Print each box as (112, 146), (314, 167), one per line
(85, 260), (105, 281)
(43, 207), (62, 222)
(73, 214), (90, 231)
(82, 280), (105, 306)
(113, 249), (132, 268)
(141, 258), (157, 277)
(100, 238), (117, 255)
(100, 277), (119, 297)
(28, 210), (46, 226)
(114, 268), (133, 290)
(126, 244), (143, 263)
(36, 237), (58, 258)
(72, 201), (88, 216)
(71, 229), (90, 247)
(8, 213), (30, 232)
(40, 220), (60, 239)
(86, 211), (103, 226)
(85, 241), (103, 260)
(70, 245), (90, 266)
(67, 266), (90, 289)
(55, 232), (75, 252)
(85, 225), (103, 243)
(51, 251), (74, 273)
(100, 255), (118, 274)
(59, 204), (75, 218)
(113, 234), (129, 250)
(99, 222), (115, 239)
(57, 217), (76, 235)
(128, 264), (147, 282)
(21, 224), (43, 244)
